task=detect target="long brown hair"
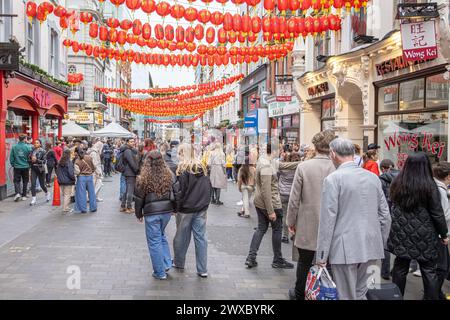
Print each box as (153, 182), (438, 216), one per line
(137, 150), (173, 198)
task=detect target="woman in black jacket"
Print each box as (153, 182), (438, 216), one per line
(56, 149), (76, 213)
(45, 142), (57, 187)
(29, 139), (50, 206)
(388, 152), (449, 299)
(134, 150), (178, 280)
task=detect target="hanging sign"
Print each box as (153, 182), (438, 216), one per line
(0, 42), (19, 71)
(401, 21), (438, 62)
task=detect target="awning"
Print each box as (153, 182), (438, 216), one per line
(91, 122), (134, 138)
(62, 121), (91, 137)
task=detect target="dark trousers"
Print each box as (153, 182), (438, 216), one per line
(392, 256), (440, 300)
(294, 248), (316, 300)
(46, 165), (54, 184)
(381, 250), (391, 278)
(31, 168), (47, 197)
(226, 168), (233, 179)
(436, 242), (450, 299)
(104, 159), (112, 176)
(211, 188), (221, 202)
(248, 207), (283, 263)
(121, 176), (136, 209)
(13, 168), (29, 197)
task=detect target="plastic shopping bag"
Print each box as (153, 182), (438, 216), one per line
(305, 265), (339, 300)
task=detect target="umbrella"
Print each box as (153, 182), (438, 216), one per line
(62, 122), (91, 137)
(91, 122), (134, 138)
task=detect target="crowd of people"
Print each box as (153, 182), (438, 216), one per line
(8, 130), (450, 299)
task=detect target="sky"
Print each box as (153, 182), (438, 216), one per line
(130, 0), (240, 89)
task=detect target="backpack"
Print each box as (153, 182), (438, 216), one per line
(115, 150), (126, 173)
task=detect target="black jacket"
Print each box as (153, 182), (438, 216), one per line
(56, 162), (76, 186)
(46, 149), (57, 168)
(29, 147), (46, 172)
(134, 174), (179, 219)
(379, 169), (399, 209)
(387, 186), (448, 262)
(164, 150), (178, 174)
(120, 144), (139, 177)
(102, 144), (113, 160)
(176, 169), (212, 214)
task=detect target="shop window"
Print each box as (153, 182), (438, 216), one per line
(314, 31), (331, 70)
(378, 84), (399, 112)
(26, 18), (40, 66)
(378, 111), (448, 169)
(6, 111), (32, 139)
(351, 8), (367, 48)
(426, 73), (449, 109)
(49, 29), (59, 78)
(0, 0), (12, 42)
(321, 98), (336, 131)
(282, 115), (292, 128)
(399, 78), (425, 110)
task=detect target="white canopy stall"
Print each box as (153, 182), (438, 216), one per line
(91, 122), (134, 138)
(61, 121), (91, 137)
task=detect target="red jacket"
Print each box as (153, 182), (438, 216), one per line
(53, 146), (63, 162)
(363, 160), (380, 176)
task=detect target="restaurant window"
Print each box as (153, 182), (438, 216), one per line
(426, 73), (449, 109)
(321, 98), (335, 130)
(378, 84), (399, 112)
(399, 78), (425, 110)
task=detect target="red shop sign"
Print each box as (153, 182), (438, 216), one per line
(401, 21), (438, 62)
(33, 87), (52, 109)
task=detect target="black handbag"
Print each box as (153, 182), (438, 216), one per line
(366, 283), (403, 300)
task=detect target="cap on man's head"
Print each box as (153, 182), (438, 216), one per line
(368, 143), (380, 150)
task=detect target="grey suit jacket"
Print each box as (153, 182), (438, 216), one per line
(316, 162), (391, 265)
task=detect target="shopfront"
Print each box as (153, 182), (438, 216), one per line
(269, 97), (301, 144)
(375, 63), (449, 169)
(68, 110), (104, 131)
(0, 67), (69, 200)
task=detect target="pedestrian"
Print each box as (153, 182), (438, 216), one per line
(316, 138), (391, 300)
(378, 159), (400, 280)
(55, 148), (75, 213)
(29, 139), (51, 206)
(44, 142), (57, 187)
(74, 148), (97, 214)
(208, 143), (227, 205)
(237, 157), (256, 218)
(286, 130), (336, 300)
(432, 162), (450, 299)
(135, 150), (178, 280)
(136, 143), (146, 172)
(226, 147), (234, 182)
(143, 138), (156, 154)
(10, 134), (32, 202)
(120, 138), (139, 214)
(386, 152), (448, 299)
(102, 140), (113, 177)
(353, 144), (363, 167)
(362, 143), (380, 176)
(160, 142), (177, 174)
(53, 140), (63, 162)
(173, 146), (212, 278)
(87, 140), (104, 202)
(244, 143), (299, 269)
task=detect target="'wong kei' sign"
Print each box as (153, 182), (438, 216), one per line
(401, 21), (438, 62)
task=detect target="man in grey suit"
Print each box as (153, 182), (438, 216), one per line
(316, 138), (391, 300)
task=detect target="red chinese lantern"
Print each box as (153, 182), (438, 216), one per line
(229, 47), (237, 56)
(71, 41), (80, 54)
(176, 26), (185, 43)
(118, 31), (127, 45)
(264, 0), (275, 13)
(251, 16), (261, 34)
(164, 25), (174, 41)
(198, 9), (211, 24)
(277, 0), (288, 14)
(26, 1), (37, 21)
(36, 4), (47, 24)
(107, 18), (120, 29)
(142, 23), (152, 40)
(186, 43), (196, 52)
(241, 15), (251, 35)
(155, 24), (164, 40)
(305, 16), (314, 35)
(207, 46), (216, 55)
(328, 14), (340, 31)
(228, 31), (237, 44)
(59, 17), (69, 30)
(222, 13), (233, 32)
(80, 12), (93, 25)
(238, 32), (246, 43)
(319, 15), (329, 34)
(184, 7), (198, 22)
(127, 33), (136, 44)
(345, 0), (353, 12)
(248, 32), (258, 43)
(217, 46), (227, 56)
(126, 0), (141, 11)
(313, 16), (321, 35)
(218, 28), (227, 44)
(99, 26), (109, 41)
(120, 19), (132, 30)
(109, 29), (118, 43)
(270, 17), (280, 34)
(231, 0), (246, 4)
(279, 16), (287, 35)
(246, 0), (261, 7)
(137, 36), (146, 47)
(89, 23), (99, 38)
(133, 19), (143, 36)
(63, 39), (72, 48)
(301, 0), (311, 13)
(296, 17), (306, 36)
(201, 0), (214, 5)
(111, 0), (126, 7)
(85, 45), (93, 56)
(287, 18), (296, 38)
(262, 17), (271, 34)
(147, 38), (157, 48)
(312, 0), (321, 12)
(168, 42), (177, 52)
(186, 26), (195, 43)
(205, 27), (215, 44)
(156, 2), (171, 17)
(288, 0), (300, 11)
(197, 44), (207, 55)
(54, 5), (66, 18)
(211, 11), (224, 26)
(171, 4), (185, 20)
(194, 24), (204, 41)
(232, 14), (242, 32)
(141, 0), (156, 14)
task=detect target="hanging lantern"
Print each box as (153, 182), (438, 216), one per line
(63, 39), (72, 48)
(319, 15), (329, 34)
(277, 0), (288, 15)
(288, 0), (299, 12)
(333, 0), (344, 12)
(141, 0), (156, 15)
(168, 42), (177, 52)
(218, 28), (227, 44)
(107, 18), (120, 29)
(186, 26), (195, 43)
(184, 7), (198, 22)
(270, 17), (280, 34)
(194, 24), (204, 41)
(207, 46), (217, 55)
(279, 16), (287, 36)
(264, 0), (275, 13)
(155, 24), (164, 40)
(171, 4), (185, 20)
(36, 4), (48, 24)
(54, 5), (67, 18)
(313, 16), (321, 35)
(232, 14), (242, 32)
(147, 38), (157, 48)
(126, 0), (142, 12)
(80, 12), (93, 25)
(312, 0), (321, 12)
(305, 16), (314, 36)
(197, 44), (207, 55)
(328, 14), (340, 31)
(43, 2), (54, 14)
(26, 1), (37, 21)
(198, 9), (211, 24)
(248, 32), (258, 43)
(262, 17), (271, 35)
(287, 18), (296, 38)
(231, 0), (246, 4)
(246, 0), (261, 7)
(186, 43), (196, 52)
(296, 17), (306, 37)
(120, 19), (132, 30)
(85, 45), (93, 56)
(222, 13), (233, 32)
(118, 31), (127, 46)
(142, 23), (152, 40)
(211, 11), (224, 26)
(241, 15), (251, 35)
(59, 17), (69, 30)
(99, 26), (109, 42)
(156, 2), (171, 17)
(238, 32), (246, 43)
(71, 41), (80, 54)
(137, 36), (146, 47)
(111, 0), (126, 7)
(132, 19), (143, 36)
(164, 25), (174, 41)
(89, 23), (99, 38)
(205, 27), (215, 44)
(345, 0), (353, 12)
(217, 46), (227, 56)
(176, 26), (185, 43)
(228, 31), (237, 44)
(301, 0), (312, 13)
(127, 33), (136, 44)
(109, 29), (118, 43)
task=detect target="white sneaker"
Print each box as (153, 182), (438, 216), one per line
(97, 198), (104, 202)
(46, 193), (52, 202)
(22, 196), (28, 201)
(413, 270), (422, 277)
(14, 194), (21, 202)
(30, 197), (36, 206)
(236, 200), (243, 206)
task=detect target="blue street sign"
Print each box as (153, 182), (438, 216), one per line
(244, 117), (257, 128)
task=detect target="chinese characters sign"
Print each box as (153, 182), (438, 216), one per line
(401, 21), (438, 62)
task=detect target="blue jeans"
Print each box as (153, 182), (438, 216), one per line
(145, 213), (172, 278)
(75, 175), (97, 212)
(119, 174), (126, 201)
(173, 211), (208, 274)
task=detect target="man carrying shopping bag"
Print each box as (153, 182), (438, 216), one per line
(315, 138), (391, 300)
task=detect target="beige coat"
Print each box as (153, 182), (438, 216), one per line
(286, 155), (335, 251)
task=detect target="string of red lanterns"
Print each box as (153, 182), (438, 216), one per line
(67, 73), (84, 85)
(144, 114), (204, 123)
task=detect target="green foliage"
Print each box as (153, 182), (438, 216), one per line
(19, 59), (71, 88)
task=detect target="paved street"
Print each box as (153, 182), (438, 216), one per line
(0, 173), (447, 300)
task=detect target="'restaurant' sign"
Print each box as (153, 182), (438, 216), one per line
(375, 55), (433, 76)
(308, 82), (329, 96)
(401, 21), (438, 62)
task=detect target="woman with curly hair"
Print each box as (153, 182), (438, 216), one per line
(134, 150), (178, 280)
